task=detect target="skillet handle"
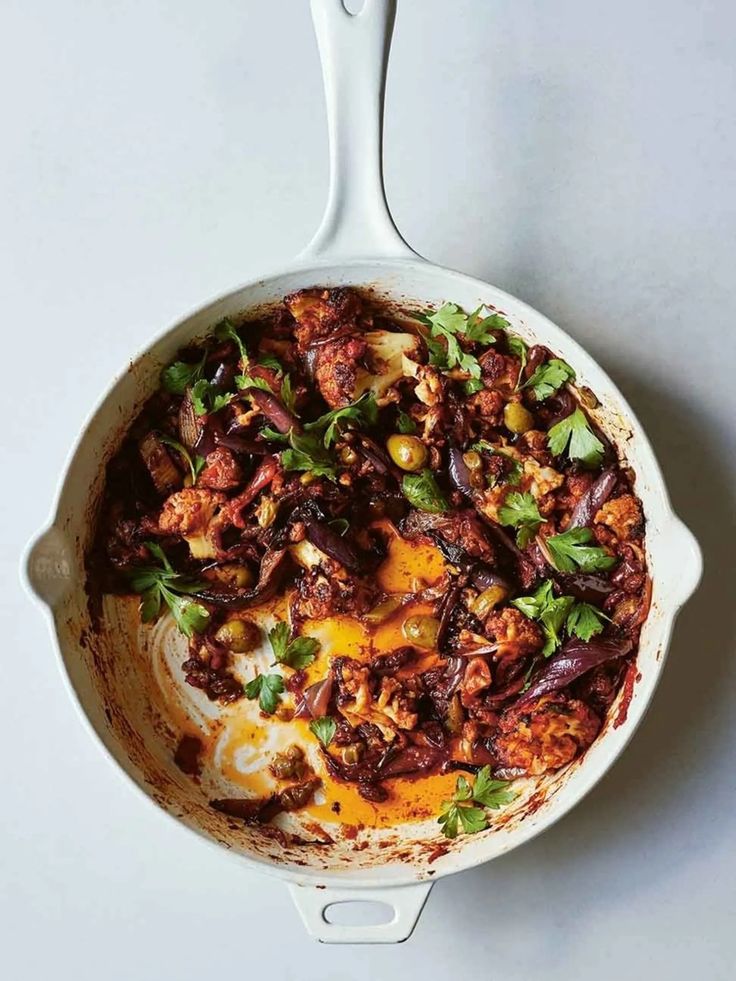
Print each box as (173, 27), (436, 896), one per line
(301, 0), (417, 261)
(289, 881), (432, 944)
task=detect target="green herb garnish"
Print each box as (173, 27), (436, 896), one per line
(128, 542), (209, 638)
(524, 358), (575, 400)
(305, 393), (378, 448)
(498, 490), (543, 547)
(547, 407), (605, 468)
(244, 673), (285, 714)
(309, 717), (337, 749)
(161, 350), (207, 395)
(546, 527), (617, 573)
(438, 767), (516, 839)
(191, 378), (235, 417)
(401, 470), (448, 514)
(268, 621), (321, 669)
(396, 411), (417, 435)
(214, 317), (248, 364)
(512, 578), (609, 653)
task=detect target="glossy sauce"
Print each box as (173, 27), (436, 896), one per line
(170, 527), (459, 829)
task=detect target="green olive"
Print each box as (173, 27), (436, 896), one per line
(463, 450), (483, 471)
(470, 585), (508, 619)
(340, 446), (358, 465)
(386, 434), (428, 472)
(270, 744), (307, 780)
(214, 618), (260, 653)
(341, 744), (363, 765)
(364, 595), (404, 625)
(403, 614), (440, 649)
(210, 563), (253, 589)
(503, 402), (534, 434)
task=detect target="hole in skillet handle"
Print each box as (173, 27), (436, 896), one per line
(288, 882), (432, 944)
(342, 0), (367, 14)
(323, 900), (394, 927)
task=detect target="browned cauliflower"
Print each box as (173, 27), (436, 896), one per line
(336, 659), (418, 740)
(495, 694), (600, 775)
(285, 287), (362, 349)
(198, 447), (242, 491)
(460, 656), (493, 707)
(313, 335), (367, 408)
(159, 488), (224, 559)
(595, 494), (644, 542)
(484, 607), (544, 659)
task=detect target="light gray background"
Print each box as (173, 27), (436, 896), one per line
(2, 1), (735, 978)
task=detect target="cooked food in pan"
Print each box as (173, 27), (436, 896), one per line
(89, 287), (649, 838)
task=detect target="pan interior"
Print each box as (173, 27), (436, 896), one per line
(50, 259), (672, 884)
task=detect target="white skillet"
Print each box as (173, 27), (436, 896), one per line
(25, 0), (702, 944)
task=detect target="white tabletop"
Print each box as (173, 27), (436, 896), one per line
(2, 1), (735, 978)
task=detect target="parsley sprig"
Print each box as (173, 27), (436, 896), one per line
(268, 621), (321, 669)
(128, 542), (209, 638)
(512, 579), (609, 654)
(546, 527), (617, 573)
(161, 350), (207, 395)
(547, 407), (605, 468)
(309, 717), (337, 748)
(415, 304), (507, 379)
(401, 470), (448, 514)
(304, 392), (378, 448)
(471, 441), (523, 487)
(244, 673), (285, 714)
(438, 767), (517, 839)
(524, 358), (575, 400)
(498, 491), (543, 547)
(214, 317), (248, 365)
(191, 378), (235, 417)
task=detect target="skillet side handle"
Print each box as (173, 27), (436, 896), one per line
(289, 881), (432, 944)
(301, 0), (417, 262)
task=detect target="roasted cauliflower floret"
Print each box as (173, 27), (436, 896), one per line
(402, 358), (444, 406)
(467, 388), (505, 425)
(460, 656), (493, 707)
(484, 607), (544, 659)
(595, 494), (643, 542)
(198, 447), (242, 491)
(336, 659), (418, 741)
(159, 488), (225, 559)
(285, 287), (362, 349)
(495, 694), (600, 775)
(354, 331), (422, 405)
(313, 335), (367, 408)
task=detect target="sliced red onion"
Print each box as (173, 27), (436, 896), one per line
(214, 432), (268, 455)
(517, 635), (633, 705)
(244, 388), (300, 434)
(357, 435), (392, 476)
(193, 417), (221, 458)
(378, 745), (441, 777)
(470, 565), (513, 593)
(298, 676), (334, 719)
(192, 547), (289, 610)
(211, 361), (236, 392)
(447, 446), (473, 496)
(567, 469), (618, 529)
(554, 571), (614, 605)
(305, 520), (361, 572)
(546, 387), (577, 427)
(436, 584), (461, 652)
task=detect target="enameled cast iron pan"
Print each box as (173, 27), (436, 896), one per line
(25, 0), (701, 943)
